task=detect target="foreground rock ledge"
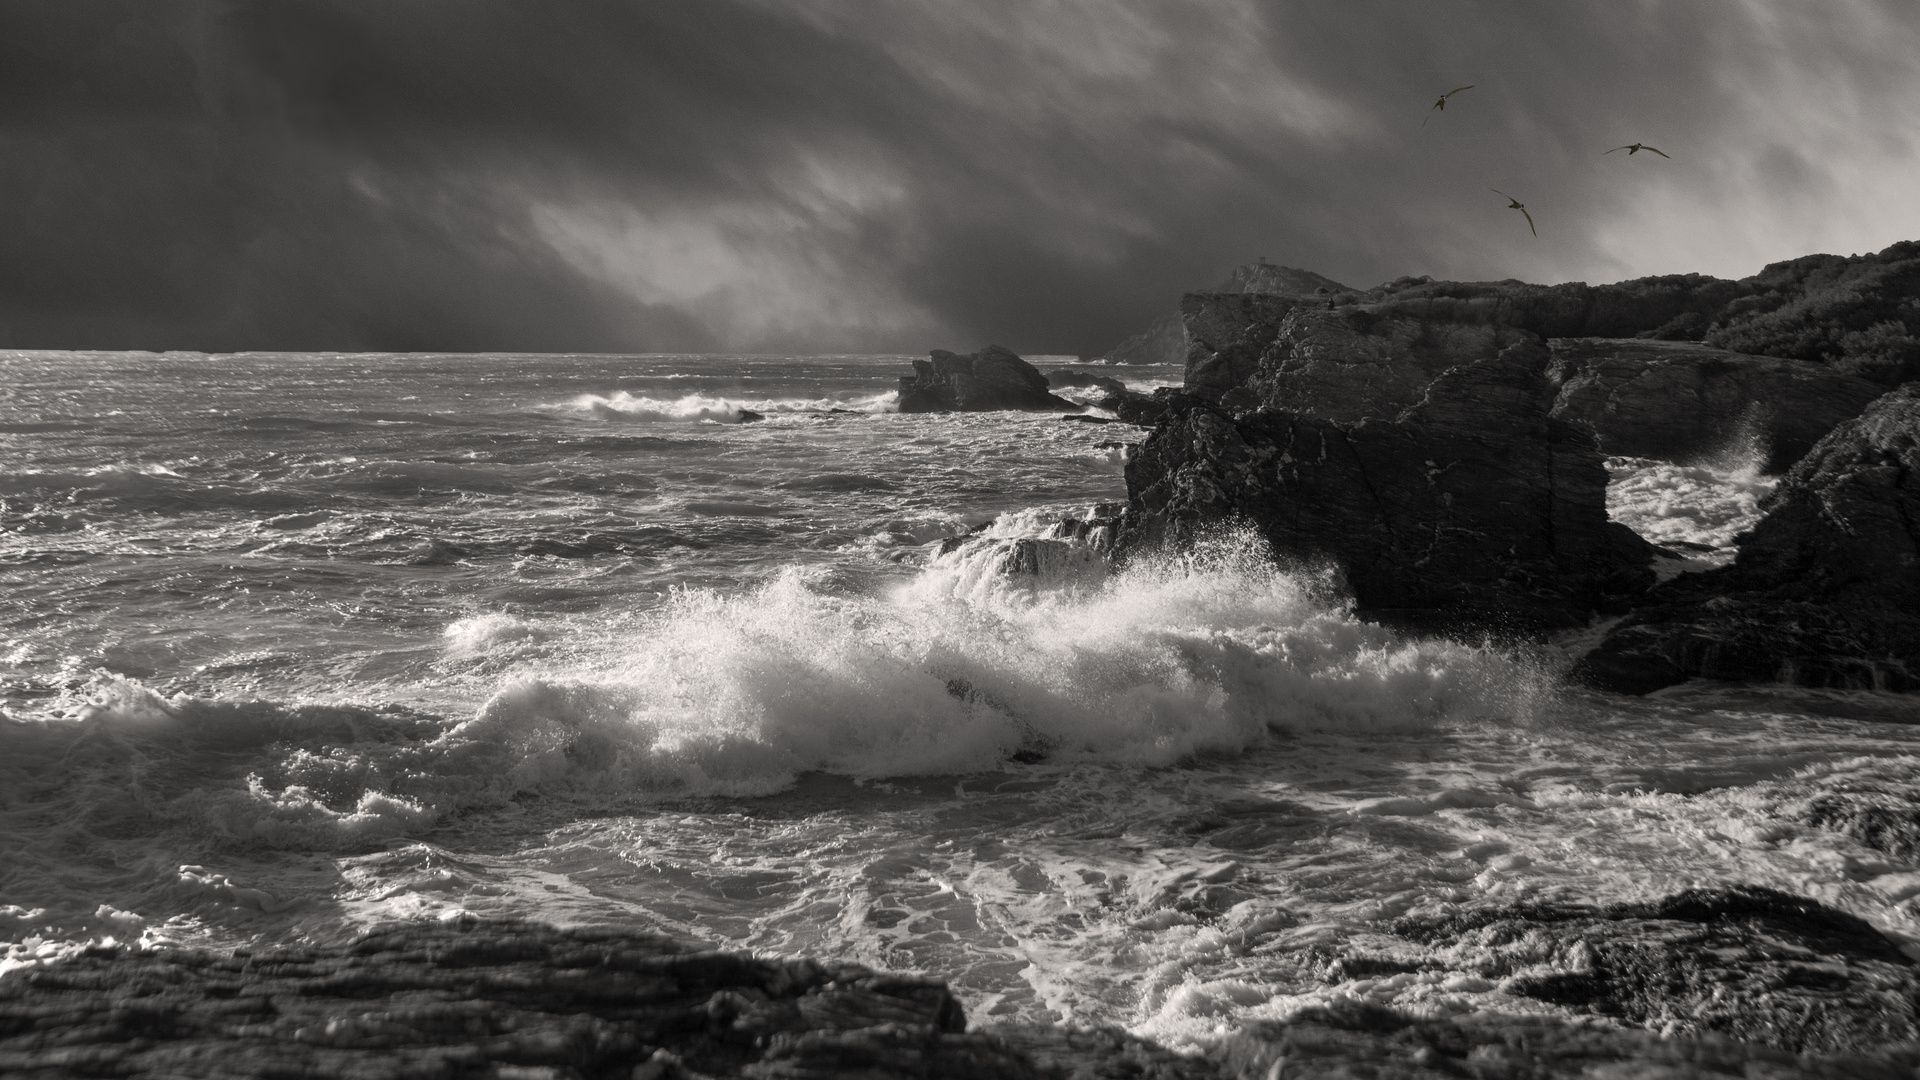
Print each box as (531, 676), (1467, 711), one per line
(8, 909), (1920, 1078)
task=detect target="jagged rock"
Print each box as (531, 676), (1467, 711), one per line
(1118, 342), (1656, 631)
(1575, 383), (1920, 693)
(1180, 293), (1309, 404)
(1382, 886), (1920, 1053)
(1546, 338), (1887, 472)
(897, 346), (1076, 413)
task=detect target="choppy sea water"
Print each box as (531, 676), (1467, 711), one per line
(3, 351), (1916, 1048)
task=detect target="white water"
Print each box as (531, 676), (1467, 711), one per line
(2, 351), (1914, 1053)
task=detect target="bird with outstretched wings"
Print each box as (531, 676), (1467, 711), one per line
(1423, 85), (1474, 125)
(1605, 143), (1671, 158)
(1491, 189), (1536, 236)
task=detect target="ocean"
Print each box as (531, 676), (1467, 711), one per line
(3, 350), (1916, 1048)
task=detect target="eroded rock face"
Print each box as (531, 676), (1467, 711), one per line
(898, 345), (1076, 413)
(1576, 383), (1920, 693)
(1119, 343), (1655, 631)
(1241, 307), (1534, 421)
(1546, 338), (1887, 472)
(1180, 292), (1306, 404)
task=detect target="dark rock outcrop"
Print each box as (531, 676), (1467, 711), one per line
(1180, 293), (1309, 404)
(1217, 999), (1920, 1080)
(1546, 338), (1887, 472)
(1118, 342), (1656, 631)
(0, 922), (1081, 1079)
(7, 908), (1918, 1079)
(1382, 886), (1920, 1053)
(898, 346), (1076, 413)
(1238, 306), (1535, 420)
(1575, 383), (1920, 693)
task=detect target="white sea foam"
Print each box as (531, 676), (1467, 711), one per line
(460, 526), (1545, 799)
(1606, 453), (1775, 556)
(562, 390), (898, 423)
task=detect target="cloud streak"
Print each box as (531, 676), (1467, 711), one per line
(1, 0), (1916, 354)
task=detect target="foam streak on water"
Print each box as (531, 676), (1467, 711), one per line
(2, 351), (1915, 1052)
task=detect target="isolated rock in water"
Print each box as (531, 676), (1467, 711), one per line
(1576, 382), (1920, 692)
(1547, 338), (1886, 472)
(1103, 310), (1186, 365)
(1119, 341), (1655, 630)
(897, 345), (1076, 412)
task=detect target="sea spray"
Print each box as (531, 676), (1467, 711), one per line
(465, 524), (1548, 797)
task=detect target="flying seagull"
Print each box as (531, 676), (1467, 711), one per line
(1606, 143), (1671, 158)
(1423, 85), (1474, 125)
(1490, 189), (1536, 237)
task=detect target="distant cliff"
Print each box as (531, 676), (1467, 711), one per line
(1101, 261), (1355, 364)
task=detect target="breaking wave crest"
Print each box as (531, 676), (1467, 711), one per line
(1, 526), (1546, 866)
(562, 390), (898, 423)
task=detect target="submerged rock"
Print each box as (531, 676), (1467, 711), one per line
(1118, 341), (1655, 631)
(1575, 382), (1920, 693)
(897, 345), (1076, 413)
(1546, 338), (1886, 472)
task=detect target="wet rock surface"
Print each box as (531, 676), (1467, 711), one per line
(1576, 382), (1920, 693)
(1216, 999), (1920, 1080)
(0, 921), (1030, 1079)
(1546, 338), (1887, 472)
(8, 903), (1920, 1079)
(897, 346), (1076, 413)
(1118, 341), (1654, 631)
(1382, 887), (1920, 1053)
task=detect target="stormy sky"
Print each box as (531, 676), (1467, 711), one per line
(3, 1), (1917, 355)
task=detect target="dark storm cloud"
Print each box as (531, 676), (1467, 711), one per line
(2, 0), (1917, 354)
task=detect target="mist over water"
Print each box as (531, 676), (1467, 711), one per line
(3, 351), (1915, 1046)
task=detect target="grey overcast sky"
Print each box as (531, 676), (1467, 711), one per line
(3, 0), (1917, 355)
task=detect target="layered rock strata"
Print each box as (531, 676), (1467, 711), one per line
(898, 346), (1076, 413)
(1575, 383), (1920, 693)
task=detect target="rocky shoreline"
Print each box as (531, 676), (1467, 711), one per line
(7, 905), (1920, 1078)
(1107, 240), (1920, 691)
